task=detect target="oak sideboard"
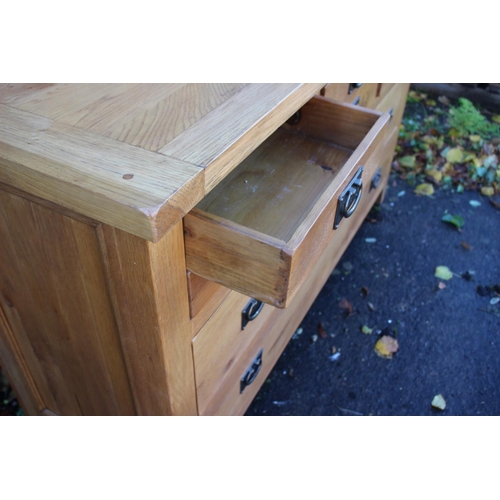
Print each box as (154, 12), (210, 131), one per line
(0, 83), (409, 415)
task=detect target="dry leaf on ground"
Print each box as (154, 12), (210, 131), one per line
(415, 183), (435, 196)
(374, 335), (399, 358)
(317, 322), (328, 339)
(435, 266), (453, 280)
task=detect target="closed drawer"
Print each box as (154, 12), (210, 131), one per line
(184, 96), (390, 308)
(376, 83), (410, 134)
(322, 83), (392, 108)
(192, 291), (273, 414)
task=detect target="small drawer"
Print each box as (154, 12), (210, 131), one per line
(192, 291), (273, 414)
(184, 96), (390, 308)
(376, 83), (410, 133)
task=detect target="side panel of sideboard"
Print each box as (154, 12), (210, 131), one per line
(0, 187), (136, 415)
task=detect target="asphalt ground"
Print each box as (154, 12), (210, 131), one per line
(246, 173), (500, 416)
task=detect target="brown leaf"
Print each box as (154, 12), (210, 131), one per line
(461, 241), (473, 251)
(317, 322), (328, 339)
(361, 286), (369, 297)
(339, 298), (353, 317)
(490, 199), (500, 209)
(374, 336), (399, 359)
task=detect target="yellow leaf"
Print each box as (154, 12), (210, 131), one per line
(415, 183), (434, 196)
(427, 169), (442, 183)
(425, 99), (436, 106)
(374, 336), (399, 359)
(469, 135), (481, 143)
(446, 148), (464, 164)
(435, 266), (453, 280)
(481, 186), (495, 196)
(492, 115), (500, 124)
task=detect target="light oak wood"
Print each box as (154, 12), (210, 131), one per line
(160, 83), (325, 191)
(0, 188), (135, 415)
(322, 83), (395, 109)
(192, 291), (274, 414)
(201, 135), (390, 415)
(185, 97), (390, 307)
(0, 104), (205, 242)
(186, 271), (231, 335)
(0, 83), (409, 416)
(0, 84), (324, 241)
(98, 222), (197, 416)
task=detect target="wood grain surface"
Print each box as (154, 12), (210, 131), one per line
(0, 188), (135, 415)
(98, 222), (197, 415)
(0, 84), (324, 241)
(185, 97), (390, 307)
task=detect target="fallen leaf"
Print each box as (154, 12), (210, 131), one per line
(481, 186), (494, 196)
(329, 352), (341, 361)
(446, 148), (464, 164)
(425, 99), (436, 107)
(317, 322), (328, 339)
(438, 95), (451, 106)
(431, 394), (446, 410)
(361, 286), (369, 297)
(461, 241), (473, 251)
(492, 115), (500, 124)
(438, 282), (447, 290)
(469, 200), (481, 207)
(399, 155), (416, 168)
(415, 183), (435, 196)
(490, 297), (500, 305)
(339, 298), (353, 317)
(469, 135), (482, 143)
(367, 302), (376, 312)
(435, 266), (453, 280)
(490, 199), (500, 209)
(361, 325), (373, 335)
(426, 169), (442, 183)
(365, 237), (377, 243)
(331, 346), (337, 354)
(442, 213), (465, 229)
(311, 335), (318, 343)
(374, 335), (399, 359)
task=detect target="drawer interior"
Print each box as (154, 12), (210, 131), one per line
(197, 100), (381, 241)
(185, 96), (390, 308)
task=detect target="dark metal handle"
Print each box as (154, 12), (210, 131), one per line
(371, 167), (382, 191)
(352, 96), (361, 106)
(241, 298), (264, 330)
(388, 107), (394, 124)
(334, 167), (364, 229)
(240, 349), (263, 393)
(349, 83), (364, 94)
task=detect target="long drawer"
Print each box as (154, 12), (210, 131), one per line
(184, 96), (390, 308)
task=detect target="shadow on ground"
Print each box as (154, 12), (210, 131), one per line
(246, 174), (500, 416)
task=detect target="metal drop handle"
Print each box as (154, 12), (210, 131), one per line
(349, 83), (364, 93)
(241, 298), (264, 330)
(240, 349), (263, 393)
(334, 167), (364, 229)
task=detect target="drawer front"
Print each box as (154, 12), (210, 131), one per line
(200, 136), (391, 415)
(186, 271), (231, 334)
(322, 83), (393, 109)
(376, 83), (410, 135)
(184, 97), (391, 308)
(192, 290), (274, 414)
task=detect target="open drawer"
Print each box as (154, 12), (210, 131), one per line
(184, 96), (390, 308)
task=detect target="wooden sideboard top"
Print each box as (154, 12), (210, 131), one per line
(0, 83), (324, 241)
